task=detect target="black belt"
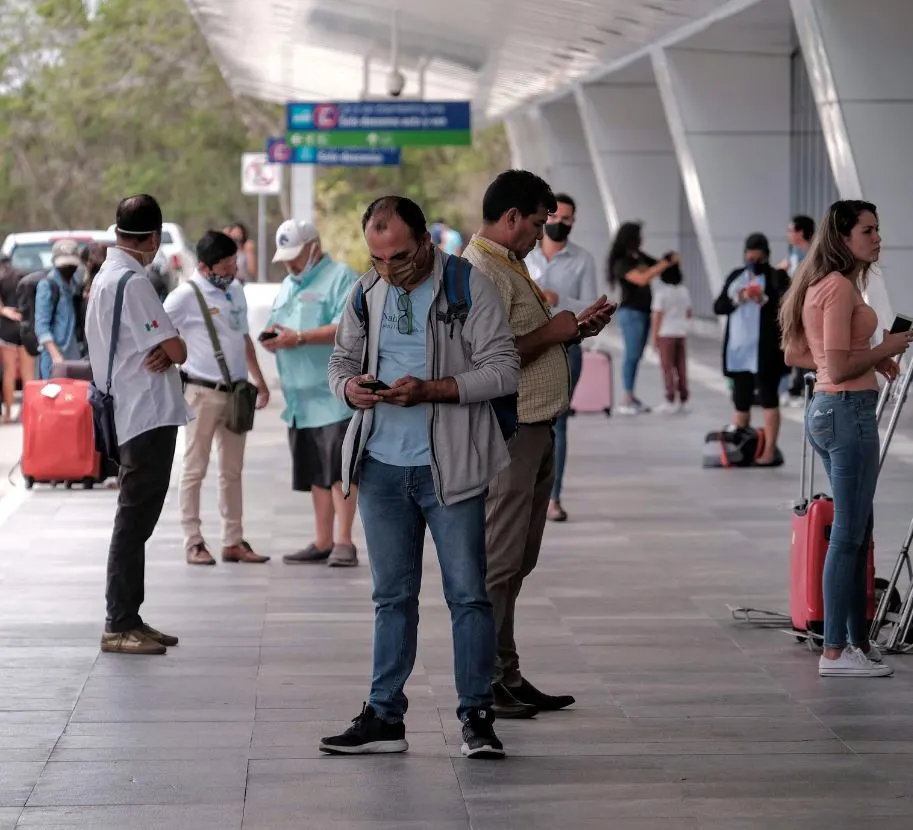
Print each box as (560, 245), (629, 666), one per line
(180, 372), (231, 392)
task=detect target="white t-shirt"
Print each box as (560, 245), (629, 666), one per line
(85, 248), (190, 447)
(163, 273), (249, 384)
(651, 283), (692, 338)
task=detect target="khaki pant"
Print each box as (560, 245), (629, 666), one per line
(180, 385), (247, 551)
(484, 424), (555, 686)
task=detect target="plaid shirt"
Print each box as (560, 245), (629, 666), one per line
(463, 235), (570, 424)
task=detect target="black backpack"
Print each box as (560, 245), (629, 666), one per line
(16, 270), (59, 357)
(702, 425), (765, 468)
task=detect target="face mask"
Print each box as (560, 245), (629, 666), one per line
(57, 265), (78, 281)
(206, 272), (234, 291)
(745, 259), (763, 275)
(544, 222), (571, 243)
(118, 245), (158, 268)
(375, 244), (432, 289)
(290, 247), (320, 282)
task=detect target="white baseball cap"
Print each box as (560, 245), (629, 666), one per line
(273, 219), (319, 263)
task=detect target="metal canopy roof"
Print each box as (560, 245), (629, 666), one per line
(186, 0), (755, 123)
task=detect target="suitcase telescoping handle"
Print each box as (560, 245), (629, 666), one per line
(798, 371), (816, 507)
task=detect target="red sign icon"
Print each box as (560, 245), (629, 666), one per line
(313, 104), (339, 130)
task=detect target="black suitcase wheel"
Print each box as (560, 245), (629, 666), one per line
(82, 478), (94, 490)
(603, 407), (611, 416)
(23, 476), (34, 490)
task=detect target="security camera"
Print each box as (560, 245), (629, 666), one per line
(387, 69), (406, 97)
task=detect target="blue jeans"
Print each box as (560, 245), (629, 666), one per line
(806, 390), (879, 650)
(552, 343), (583, 501)
(617, 307), (650, 397)
(357, 456), (495, 723)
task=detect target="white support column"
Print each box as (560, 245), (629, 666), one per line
(503, 111), (550, 178)
(574, 78), (681, 259)
(537, 96), (611, 268)
(652, 46), (791, 295)
(791, 0), (909, 327)
(291, 165), (315, 224)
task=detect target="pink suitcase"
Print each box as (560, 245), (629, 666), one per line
(569, 348), (612, 416)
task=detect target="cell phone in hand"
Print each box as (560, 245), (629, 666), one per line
(890, 314), (913, 335)
(258, 330), (279, 342)
(359, 379), (390, 392)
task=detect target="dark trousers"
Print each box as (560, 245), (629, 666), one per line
(551, 343), (584, 502)
(656, 336), (689, 403)
(106, 426), (177, 633)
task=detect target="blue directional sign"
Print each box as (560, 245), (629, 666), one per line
(266, 137), (400, 167)
(287, 101), (471, 132)
(286, 101), (472, 148)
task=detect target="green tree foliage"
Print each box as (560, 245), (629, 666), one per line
(0, 0), (510, 272)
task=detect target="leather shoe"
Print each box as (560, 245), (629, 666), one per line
(507, 678), (575, 711)
(491, 681), (538, 719)
(140, 623), (179, 647)
(187, 544), (216, 566)
(223, 541), (270, 564)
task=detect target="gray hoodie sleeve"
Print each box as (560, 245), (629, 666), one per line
(328, 281), (365, 404)
(453, 266), (521, 405)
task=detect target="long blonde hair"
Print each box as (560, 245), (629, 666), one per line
(779, 199), (878, 350)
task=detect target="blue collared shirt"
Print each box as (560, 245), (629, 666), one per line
(267, 255), (358, 429)
(526, 241), (599, 314)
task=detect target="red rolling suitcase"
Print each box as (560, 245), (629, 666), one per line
(790, 374), (876, 636)
(21, 378), (102, 490)
(569, 346), (612, 416)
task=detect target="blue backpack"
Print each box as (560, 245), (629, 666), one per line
(353, 255), (518, 441)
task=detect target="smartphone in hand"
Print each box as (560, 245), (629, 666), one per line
(890, 314), (913, 335)
(359, 379), (390, 392)
(258, 330), (279, 342)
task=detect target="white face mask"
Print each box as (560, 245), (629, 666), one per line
(117, 244), (158, 268)
(289, 246), (319, 282)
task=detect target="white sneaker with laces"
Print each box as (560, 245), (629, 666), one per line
(655, 401), (680, 415)
(819, 646), (893, 677)
(617, 403), (639, 416)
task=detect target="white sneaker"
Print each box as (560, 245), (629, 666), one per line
(617, 403), (639, 416)
(678, 402), (691, 414)
(863, 643), (884, 663)
(818, 646), (893, 677)
(655, 401), (680, 415)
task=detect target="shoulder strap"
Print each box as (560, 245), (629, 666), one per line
(106, 271), (135, 393)
(353, 284), (366, 324)
(443, 255), (472, 319)
(190, 282), (232, 387)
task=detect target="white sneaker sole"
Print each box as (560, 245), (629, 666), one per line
(818, 663), (894, 678)
(461, 742), (506, 759)
(318, 739), (409, 754)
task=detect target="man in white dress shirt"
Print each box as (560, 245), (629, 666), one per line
(85, 194), (190, 656)
(164, 231), (270, 566)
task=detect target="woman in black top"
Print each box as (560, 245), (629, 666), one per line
(713, 232), (789, 466)
(0, 256), (26, 423)
(607, 222), (677, 414)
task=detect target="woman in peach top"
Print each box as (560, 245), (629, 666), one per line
(780, 200), (913, 678)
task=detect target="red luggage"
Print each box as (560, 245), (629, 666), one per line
(569, 346), (612, 416)
(790, 374), (876, 635)
(21, 379), (101, 490)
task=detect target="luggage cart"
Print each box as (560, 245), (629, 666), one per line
(729, 368), (904, 634)
(869, 360), (913, 652)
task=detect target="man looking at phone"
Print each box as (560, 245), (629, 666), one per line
(262, 219), (361, 567)
(323, 196), (519, 759)
(163, 230), (270, 566)
(463, 170), (617, 718)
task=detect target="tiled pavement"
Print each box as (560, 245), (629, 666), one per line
(3, 337), (913, 829)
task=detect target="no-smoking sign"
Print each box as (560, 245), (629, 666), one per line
(241, 152), (282, 195)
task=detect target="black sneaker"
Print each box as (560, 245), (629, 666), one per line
(460, 709), (505, 760)
(319, 703), (408, 755)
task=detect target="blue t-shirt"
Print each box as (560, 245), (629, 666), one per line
(366, 279), (435, 467)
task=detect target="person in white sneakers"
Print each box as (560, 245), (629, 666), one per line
(651, 261), (692, 414)
(780, 199), (913, 678)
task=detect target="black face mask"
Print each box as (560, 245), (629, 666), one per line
(57, 265), (78, 281)
(544, 222), (571, 243)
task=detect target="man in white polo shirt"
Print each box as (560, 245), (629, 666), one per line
(85, 194), (190, 656)
(164, 231), (270, 566)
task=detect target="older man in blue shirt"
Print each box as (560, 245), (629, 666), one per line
(525, 193), (599, 523)
(263, 219), (360, 567)
(35, 239), (84, 379)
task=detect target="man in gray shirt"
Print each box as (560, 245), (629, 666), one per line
(525, 192), (599, 522)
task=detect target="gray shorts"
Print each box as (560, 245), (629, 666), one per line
(288, 419), (352, 492)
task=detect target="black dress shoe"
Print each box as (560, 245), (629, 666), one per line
(507, 678), (575, 711)
(491, 682), (538, 719)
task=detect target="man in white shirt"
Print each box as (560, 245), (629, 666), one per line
(85, 194), (190, 656)
(163, 231), (270, 566)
